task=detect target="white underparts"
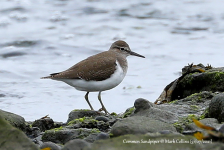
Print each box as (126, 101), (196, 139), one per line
(54, 60), (126, 92)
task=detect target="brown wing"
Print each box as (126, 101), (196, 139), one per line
(42, 51), (117, 81)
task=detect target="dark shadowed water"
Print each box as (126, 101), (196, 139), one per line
(1, 0), (224, 121)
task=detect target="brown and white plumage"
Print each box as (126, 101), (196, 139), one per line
(42, 51), (122, 81)
(41, 40), (145, 114)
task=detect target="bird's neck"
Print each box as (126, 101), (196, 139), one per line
(116, 56), (128, 74)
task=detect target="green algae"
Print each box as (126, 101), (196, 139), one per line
(122, 107), (135, 118)
(68, 117), (98, 126)
(173, 114), (199, 133)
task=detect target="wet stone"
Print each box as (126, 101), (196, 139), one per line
(67, 110), (104, 123)
(122, 107), (135, 118)
(133, 99), (178, 124)
(61, 139), (90, 150)
(208, 93), (224, 122)
(110, 116), (176, 137)
(32, 117), (55, 132)
(95, 116), (110, 122)
(0, 109), (26, 131)
(67, 117), (110, 132)
(95, 132), (110, 140)
(0, 115), (39, 150)
(84, 133), (100, 143)
(134, 98), (153, 113)
(42, 128), (101, 144)
(26, 127), (41, 139)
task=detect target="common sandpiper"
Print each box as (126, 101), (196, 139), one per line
(41, 40), (145, 114)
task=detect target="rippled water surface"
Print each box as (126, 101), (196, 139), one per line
(1, 0), (224, 121)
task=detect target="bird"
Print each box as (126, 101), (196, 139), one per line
(41, 40), (145, 114)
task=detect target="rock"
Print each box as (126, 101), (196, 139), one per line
(67, 117), (110, 132)
(62, 139), (90, 150)
(67, 117), (98, 128)
(171, 67), (224, 100)
(95, 132), (110, 140)
(122, 107), (135, 118)
(86, 134), (224, 150)
(134, 98), (153, 112)
(0, 109), (26, 131)
(95, 116), (110, 122)
(84, 133), (100, 143)
(32, 117), (55, 132)
(132, 99), (178, 123)
(67, 109), (104, 123)
(42, 127), (101, 144)
(0, 115), (39, 150)
(26, 127), (41, 139)
(110, 116), (176, 137)
(83, 132), (109, 143)
(208, 93), (224, 122)
(40, 141), (61, 150)
(158, 91), (214, 119)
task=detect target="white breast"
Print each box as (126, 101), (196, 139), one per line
(55, 60), (127, 92)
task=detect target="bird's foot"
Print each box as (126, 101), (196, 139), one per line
(98, 108), (109, 114)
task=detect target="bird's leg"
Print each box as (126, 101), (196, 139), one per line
(85, 92), (94, 110)
(98, 91), (109, 114)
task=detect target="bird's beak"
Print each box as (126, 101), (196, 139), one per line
(129, 51), (145, 58)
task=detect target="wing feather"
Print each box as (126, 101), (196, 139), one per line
(42, 51), (117, 81)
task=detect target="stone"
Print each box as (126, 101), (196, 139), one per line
(42, 127), (101, 144)
(95, 116), (110, 122)
(208, 93), (224, 122)
(32, 117), (55, 132)
(95, 132), (110, 140)
(132, 99), (178, 123)
(110, 116), (176, 137)
(134, 98), (153, 112)
(62, 139), (90, 150)
(0, 115), (39, 150)
(171, 67), (224, 100)
(0, 109), (26, 131)
(84, 133), (100, 143)
(67, 110), (104, 123)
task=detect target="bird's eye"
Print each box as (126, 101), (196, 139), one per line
(120, 47), (125, 51)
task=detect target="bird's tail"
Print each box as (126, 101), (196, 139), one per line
(41, 73), (59, 79)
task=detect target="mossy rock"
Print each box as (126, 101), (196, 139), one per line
(110, 116), (176, 137)
(122, 107), (135, 118)
(172, 68), (224, 100)
(0, 115), (39, 150)
(67, 110), (104, 123)
(68, 117), (98, 126)
(42, 128), (100, 144)
(68, 117), (110, 132)
(173, 114), (199, 133)
(208, 93), (224, 122)
(0, 109), (26, 131)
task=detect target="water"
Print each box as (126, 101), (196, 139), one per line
(1, 0), (224, 122)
